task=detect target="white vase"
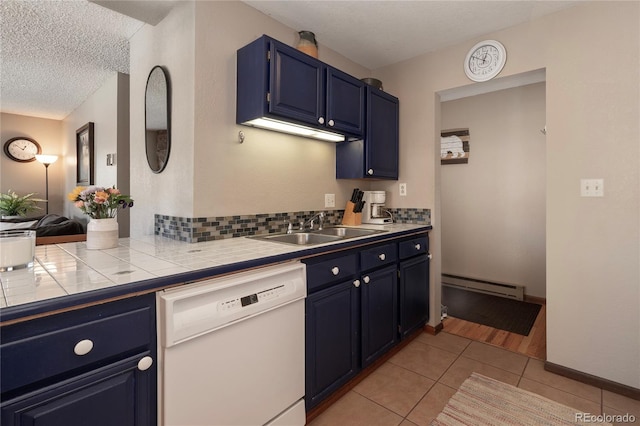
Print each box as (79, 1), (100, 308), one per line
(86, 218), (119, 250)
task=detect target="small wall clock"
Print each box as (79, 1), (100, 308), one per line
(3, 137), (42, 163)
(464, 40), (507, 82)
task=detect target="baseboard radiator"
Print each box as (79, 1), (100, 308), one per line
(442, 273), (524, 301)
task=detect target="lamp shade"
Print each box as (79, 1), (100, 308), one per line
(35, 154), (58, 165)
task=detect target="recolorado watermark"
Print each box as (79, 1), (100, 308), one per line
(575, 412), (636, 423)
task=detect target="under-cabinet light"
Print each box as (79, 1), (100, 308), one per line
(244, 118), (345, 142)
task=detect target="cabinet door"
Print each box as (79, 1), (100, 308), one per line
(326, 67), (365, 136)
(361, 265), (398, 367)
(399, 255), (430, 339)
(335, 87), (399, 179)
(305, 280), (359, 411)
(1, 353), (155, 426)
(270, 40), (324, 126)
(365, 88), (399, 179)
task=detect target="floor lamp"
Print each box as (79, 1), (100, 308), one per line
(35, 154), (58, 215)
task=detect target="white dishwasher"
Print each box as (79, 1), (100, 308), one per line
(157, 262), (307, 426)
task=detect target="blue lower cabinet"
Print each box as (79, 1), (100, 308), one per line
(0, 294), (157, 426)
(305, 280), (359, 411)
(399, 254), (430, 339)
(361, 265), (398, 367)
(1, 353), (154, 426)
(304, 232), (430, 411)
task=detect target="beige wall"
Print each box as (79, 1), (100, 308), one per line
(0, 113), (64, 216)
(441, 83), (546, 298)
(130, 1), (196, 236)
(128, 1), (371, 233)
(192, 1), (372, 218)
(373, 2), (639, 388)
(63, 72), (130, 235)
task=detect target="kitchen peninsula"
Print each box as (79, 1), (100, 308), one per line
(0, 224), (430, 425)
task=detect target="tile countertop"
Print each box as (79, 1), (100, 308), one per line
(0, 223), (431, 323)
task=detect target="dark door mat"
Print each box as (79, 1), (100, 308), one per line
(442, 285), (542, 336)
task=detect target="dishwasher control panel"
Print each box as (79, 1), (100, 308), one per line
(219, 284), (286, 312)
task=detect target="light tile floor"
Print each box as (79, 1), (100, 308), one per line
(308, 332), (640, 426)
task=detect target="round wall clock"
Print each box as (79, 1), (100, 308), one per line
(464, 40), (507, 82)
(3, 137), (42, 162)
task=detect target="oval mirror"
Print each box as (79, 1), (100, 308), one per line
(145, 65), (171, 173)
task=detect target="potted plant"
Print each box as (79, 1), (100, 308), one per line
(0, 190), (45, 218)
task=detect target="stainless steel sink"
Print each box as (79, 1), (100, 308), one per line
(252, 232), (342, 246)
(313, 227), (387, 238)
(249, 227), (387, 246)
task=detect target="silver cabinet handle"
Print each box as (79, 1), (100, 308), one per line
(367, 169), (374, 175)
(331, 266), (340, 276)
(379, 253), (386, 261)
(415, 243), (421, 250)
(353, 280), (360, 288)
(328, 119), (335, 126)
(137, 356), (153, 371)
(363, 276), (370, 284)
(318, 117), (325, 124)
(74, 339), (94, 356)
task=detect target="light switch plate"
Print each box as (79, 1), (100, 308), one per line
(324, 193), (335, 208)
(580, 179), (604, 197)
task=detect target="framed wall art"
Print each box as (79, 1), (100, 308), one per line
(76, 122), (95, 185)
(441, 128), (470, 165)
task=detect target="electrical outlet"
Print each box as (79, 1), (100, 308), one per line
(324, 193), (335, 208)
(399, 183), (407, 196)
(580, 179), (604, 197)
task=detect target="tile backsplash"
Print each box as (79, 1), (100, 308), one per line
(155, 208), (430, 243)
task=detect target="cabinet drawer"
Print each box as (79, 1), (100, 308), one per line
(360, 243), (397, 272)
(399, 236), (429, 260)
(1, 303), (153, 394)
(305, 253), (358, 293)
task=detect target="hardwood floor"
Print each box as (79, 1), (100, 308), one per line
(442, 301), (546, 360)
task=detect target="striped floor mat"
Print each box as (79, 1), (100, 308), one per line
(432, 373), (612, 425)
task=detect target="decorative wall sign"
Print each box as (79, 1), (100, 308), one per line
(441, 129), (470, 165)
(76, 122), (95, 185)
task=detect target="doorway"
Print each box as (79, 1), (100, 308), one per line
(438, 80), (547, 359)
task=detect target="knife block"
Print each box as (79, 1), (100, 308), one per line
(341, 201), (362, 226)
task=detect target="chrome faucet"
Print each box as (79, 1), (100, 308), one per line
(301, 212), (325, 231)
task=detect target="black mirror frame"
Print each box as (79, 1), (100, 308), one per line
(144, 65), (171, 174)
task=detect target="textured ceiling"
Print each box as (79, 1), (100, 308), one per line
(1, 0), (579, 121)
(0, 0), (144, 120)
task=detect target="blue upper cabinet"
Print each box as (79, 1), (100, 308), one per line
(269, 40), (325, 126)
(237, 35), (364, 141)
(336, 87), (399, 180)
(326, 68), (365, 135)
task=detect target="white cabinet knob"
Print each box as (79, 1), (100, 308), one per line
(137, 356), (154, 371)
(331, 266), (340, 276)
(379, 253), (386, 261)
(415, 244), (421, 250)
(428, 253), (433, 260)
(318, 117), (325, 124)
(328, 119), (335, 126)
(353, 280), (360, 288)
(367, 169), (374, 175)
(74, 339), (94, 356)
(363, 276), (370, 284)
